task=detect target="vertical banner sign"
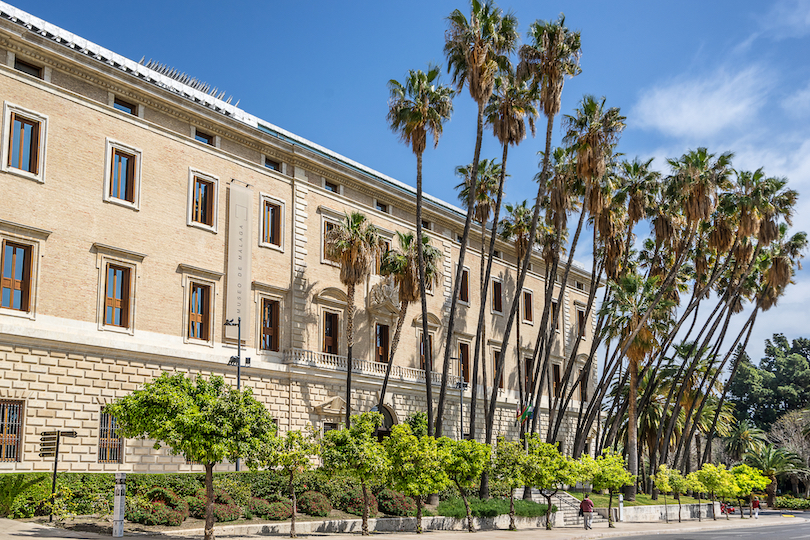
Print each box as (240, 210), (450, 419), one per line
(226, 182), (253, 341)
(113, 472), (126, 537)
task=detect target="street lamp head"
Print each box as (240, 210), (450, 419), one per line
(224, 319), (236, 326)
(228, 356), (239, 366)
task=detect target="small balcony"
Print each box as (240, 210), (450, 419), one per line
(283, 348), (462, 388)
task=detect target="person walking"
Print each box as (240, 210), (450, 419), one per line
(580, 494), (595, 529)
(752, 497), (760, 519)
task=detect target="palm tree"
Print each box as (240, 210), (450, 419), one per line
(324, 212), (383, 427)
(441, 0), (518, 437)
(723, 419), (766, 464)
(746, 444), (803, 507)
(454, 158), (501, 437)
(387, 65), (453, 434)
(378, 232), (442, 411)
(601, 272), (674, 499)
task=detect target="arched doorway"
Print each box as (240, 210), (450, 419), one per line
(370, 404), (396, 441)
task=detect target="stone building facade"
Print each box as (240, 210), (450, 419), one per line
(0, 2), (597, 473)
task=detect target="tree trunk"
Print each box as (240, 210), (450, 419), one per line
(544, 494), (553, 530)
(663, 492), (668, 523)
(766, 476), (776, 508)
(697, 491), (702, 522)
(204, 462), (215, 540)
(509, 490), (516, 530)
(361, 481), (370, 536)
(416, 496), (423, 534)
(625, 356), (639, 501)
(415, 150), (434, 435)
(378, 300), (409, 410)
(438, 101), (485, 438)
(678, 496), (682, 523)
(608, 491), (614, 528)
(479, 470), (490, 500)
(346, 283), (355, 428)
(289, 470), (297, 538)
(456, 480), (474, 533)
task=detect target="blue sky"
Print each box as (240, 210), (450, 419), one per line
(13, 0), (810, 363)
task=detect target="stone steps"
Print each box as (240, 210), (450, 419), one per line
(513, 488), (609, 526)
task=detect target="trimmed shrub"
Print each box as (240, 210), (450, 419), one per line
(186, 495), (206, 519)
(126, 487), (188, 526)
(436, 497), (553, 519)
(377, 488), (416, 517)
(298, 491), (331, 517)
(212, 503), (242, 522)
(338, 486), (377, 517)
(247, 497), (273, 519)
(265, 501), (293, 520)
(213, 477), (251, 507)
(775, 496), (810, 510)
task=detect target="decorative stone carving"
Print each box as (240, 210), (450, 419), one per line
(369, 276), (400, 316)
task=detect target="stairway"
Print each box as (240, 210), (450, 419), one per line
(513, 489), (610, 527)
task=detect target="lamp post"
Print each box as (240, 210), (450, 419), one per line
(450, 356), (468, 440)
(224, 317), (251, 471)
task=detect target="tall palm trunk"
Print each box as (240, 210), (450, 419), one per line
(378, 300), (409, 410)
(626, 357), (639, 500)
(486, 108), (555, 448)
(415, 150), (434, 434)
(438, 101), (485, 437)
(345, 282), (356, 428)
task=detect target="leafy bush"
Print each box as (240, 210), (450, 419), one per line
(213, 503), (242, 522)
(213, 477), (251, 507)
(338, 486), (377, 517)
(247, 497), (273, 519)
(436, 497), (553, 519)
(186, 495), (206, 519)
(298, 491), (331, 517)
(265, 501), (293, 520)
(775, 496), (810, 510)
(126, 487), (188, 526)
(377, 488), (416, 517)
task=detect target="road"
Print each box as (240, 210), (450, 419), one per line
(607, 511), (810, 540)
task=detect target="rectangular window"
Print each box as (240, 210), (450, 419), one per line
(113, 98), (136, 115)
(419, 334), (433, 371)
(323, 311), (339, 354)
(493, 350), (504, 389)
(104, 264), (130, 328)
(192, 176), (215, 227)
(460, 268), (469, 303)
(323, 221), (338, 263)
(262, 200), (282, 247)
(553, 364), (562, 398)
(109, 148), (136, 202)
(0, 399), (23, 462)
(525, 357), (533, 396)
(98, 412), (123, 463)
(421, 220), (431, 231)
(493, 250), (501, 259)
(188, 282), (210, 340)
(376, 323), (390, 363)
(264, 157), (280, 171)
(261, 298), (280, 352)
(375, 201), (389, 213)
(1, 241), (31, 312)
(579, 368), (588, 402)
(551, 299), (560, 330)
(195, 129), (214, 146)
(577, 308), (586, 337)
(576, 281), (585, 291)
(459, 342), (470, 384)
(492, 280), (503, 313)
(14, 58), (42, 78)
(8, 112), (40, 174)
(523, 291), (533, 322)
(323, 422), (338, 433)
(324, 180), (339, 193)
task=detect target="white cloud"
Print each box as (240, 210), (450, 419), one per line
(763, 0), (810, 39)
(631, 66), (770, 140)
(781, 81), (810, 116)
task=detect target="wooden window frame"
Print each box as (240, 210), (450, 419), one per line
(194, 128), (215, 146)
(578, 368), (589, 402)
(188, 281), (211, 341)
(321, 217), (340, 266)
(104, 140), (142, 209)
(491, 278), (503, 314)
(260, 297), (280, 352)
(113, 97), (137, 116)
(187, 169), (219, 233)
(264, 157), (280, 171)
(577, 306), (587, 337)
(375, 323), (390, 363)
(522, 290), (533, 323)
(93, 244), (143, 335)
(551, 299), (561, 332)
(103, 263), (131, 329)
(374, 199), (389, 214)
(179, 266), (220, 347)
(322, 310), (340, 355)
(552, 364), (562, 398)
(493, 349), (504, 390)
(1, 240), (32, 313)
(458, 341), (471, 384)
(323, 179), (340, 194)
(2, 103), (47, 183)
(459, 267), (470, 304)
(419, 332), (434, 372)
(98, 411), (123, 464)
(0, 399), (24, 462)
(259, 194), (284, 251)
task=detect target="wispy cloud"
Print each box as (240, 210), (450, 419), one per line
(782, 81), (810, 116)
(631, 66), (770, 140)
(762, 0), (810, 39)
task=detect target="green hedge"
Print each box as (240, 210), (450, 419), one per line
(775, 496), (810, 510)
(436, 497), (554, 519)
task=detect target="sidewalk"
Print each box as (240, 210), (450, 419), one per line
(0, 513), (804, 540)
